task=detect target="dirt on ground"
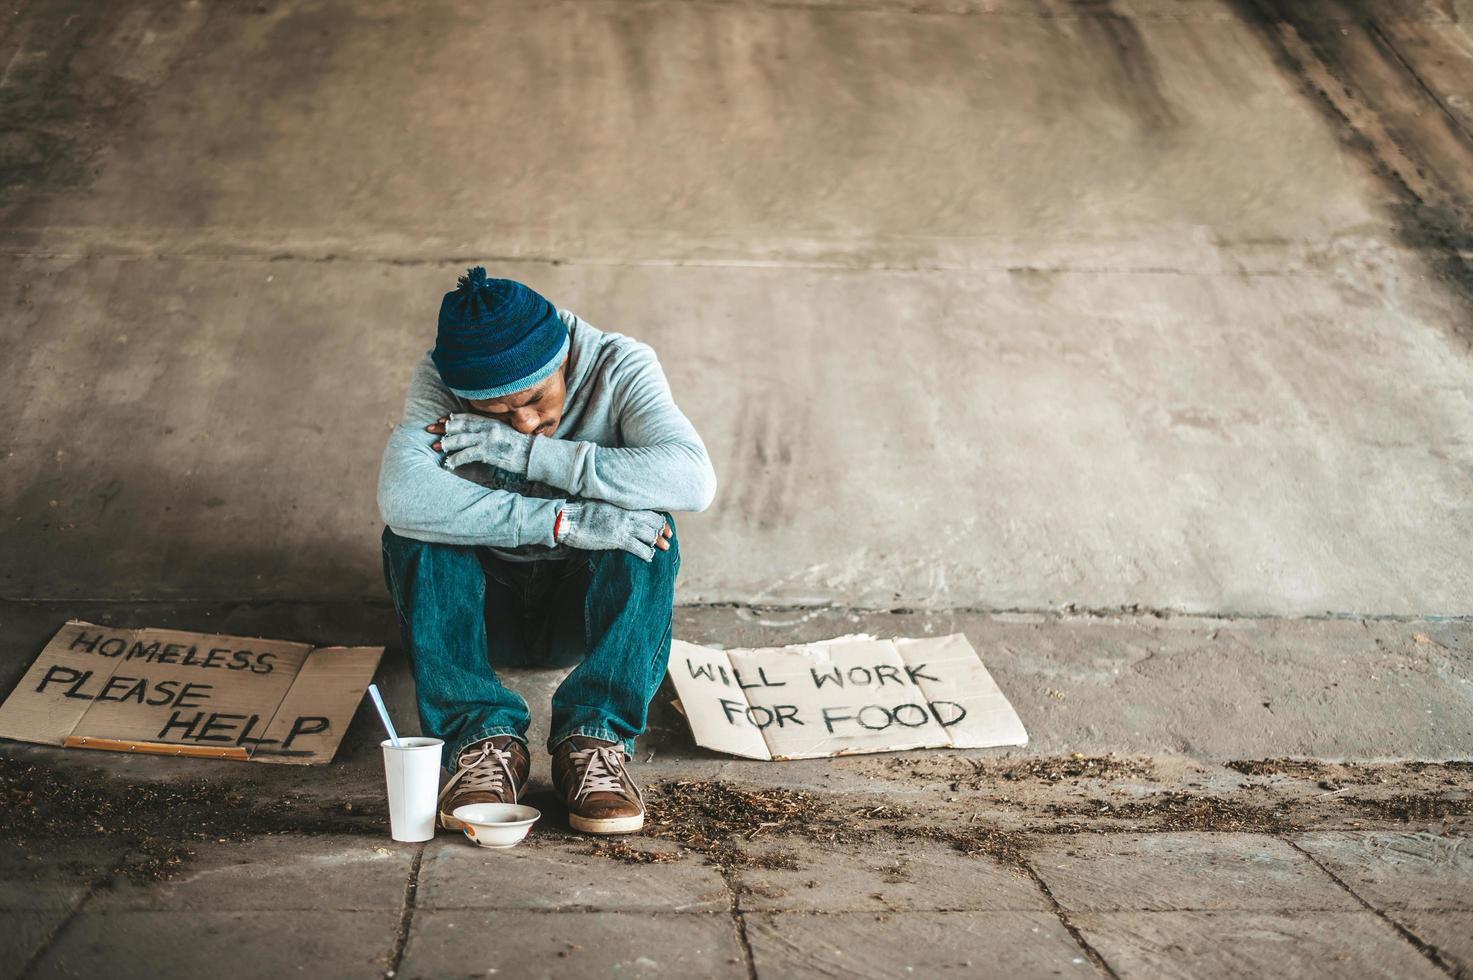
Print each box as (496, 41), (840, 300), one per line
(886, 752), (1157, 790)
(642, 780), (826, 870)
(585, 759), (1471, 872)
(582, 839), (680, 864)
(0, 756), (377, 882)
(1227, 757), (1473, 786)
(1041, 791), (1300, 833)
(3, 753), (1470, 884)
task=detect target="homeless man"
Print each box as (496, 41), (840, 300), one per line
(376, 268), (717, 835)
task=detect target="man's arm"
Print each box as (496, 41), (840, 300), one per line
(524, 344), (718, 512)
(377, 354), (562, 547)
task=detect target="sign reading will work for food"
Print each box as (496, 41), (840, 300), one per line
(667, 633), (1028, 760)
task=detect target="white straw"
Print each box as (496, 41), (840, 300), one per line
(367, 684), (401, 747)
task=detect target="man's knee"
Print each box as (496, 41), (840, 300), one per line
(381, 525), (420, 555)
(660, 512), (680, 564)
(642, 511), (680, 578)
(381, 526), (471, 561)
(589, 512), (680, 585)
(381, 526), (484, 593)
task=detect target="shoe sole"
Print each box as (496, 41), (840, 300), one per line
(569, 812), (645, 835)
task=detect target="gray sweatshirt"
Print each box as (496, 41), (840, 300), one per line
(377, 308), (717, 561)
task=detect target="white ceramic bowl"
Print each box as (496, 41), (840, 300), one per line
(452, 803), (541, 848)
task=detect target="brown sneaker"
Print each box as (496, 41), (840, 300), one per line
(552, 735), (645, 835)
(437, 735), (531, 831)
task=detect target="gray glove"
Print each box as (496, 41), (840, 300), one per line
(556, 500), (667, 561)
(439, 413), (533, 473)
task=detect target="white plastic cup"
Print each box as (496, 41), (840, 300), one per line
(381, 736), (443, 842)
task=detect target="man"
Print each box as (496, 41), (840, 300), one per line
(376, 267), (716, 835)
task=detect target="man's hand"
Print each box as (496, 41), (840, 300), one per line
(427, 413), (533, 473)
(557, 500), (672, 561)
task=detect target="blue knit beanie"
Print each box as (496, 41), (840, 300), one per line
(431, 267), (570, 399)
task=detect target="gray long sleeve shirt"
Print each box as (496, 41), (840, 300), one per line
(376, 308), (717, 561)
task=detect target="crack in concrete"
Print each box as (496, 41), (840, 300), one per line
(17, 852), (133, 980)
(412, 905), (733, 914)
(1281, 837), (1460, 978)
(1020, 857), (1120, 979)
(383, 842), (426, 980)
(6, 596), (1472, 624)
(0, 243), (1403, 278)
(722, 868), (760, 980)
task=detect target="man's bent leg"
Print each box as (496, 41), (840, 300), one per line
(380, 527), (532, 764)
(547, 513), (680, 755)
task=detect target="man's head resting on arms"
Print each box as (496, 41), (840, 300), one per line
(419, 267), (675, 555)
(428, 267), (569, 439)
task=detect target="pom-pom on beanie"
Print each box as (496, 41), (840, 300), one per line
(432, 267), (570, 399)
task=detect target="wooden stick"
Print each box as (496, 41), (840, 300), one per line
(63, 735), (249, 761)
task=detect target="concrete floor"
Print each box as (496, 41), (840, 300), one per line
(12, 826), (1473, 980)
(3, 599), (1470, 978)
(3, 0), (1473, 977)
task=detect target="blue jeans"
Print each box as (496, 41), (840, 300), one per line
(380, 516), (679, 768)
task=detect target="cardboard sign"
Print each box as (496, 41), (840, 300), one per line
(668, 633), (1027, 760)
(0, 620), (383, 765)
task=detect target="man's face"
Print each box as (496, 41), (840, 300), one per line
(465, 354), (569, 437)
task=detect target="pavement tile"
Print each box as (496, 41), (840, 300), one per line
(415, 838), (728, 912)
(1293, 832), (1473, 910)
(745, 910), (1096, 979)
(1389, 911), (1473, 974)
(0, 841), (123, 911)
(397, 910), (746, 979)
(1071, 911), (1445, 980)
(28, 909), (400, 980)
(1030, 833), (1357, 911)
(734, 840), (1048, 912)
(87, 834), (416, 911)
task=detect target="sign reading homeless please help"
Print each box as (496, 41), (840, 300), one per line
(0, 620), (383, 765)
(667, 633), (1028, 760)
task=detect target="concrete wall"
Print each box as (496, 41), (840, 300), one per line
(2, 0), (1472, 615)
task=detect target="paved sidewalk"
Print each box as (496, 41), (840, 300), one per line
(7, 751), (1471, 980)
(2, 601), (1469, 978)
(0, 601), (1467, 972)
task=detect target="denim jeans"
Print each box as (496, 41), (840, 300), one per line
(380, 515), (679, 769)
